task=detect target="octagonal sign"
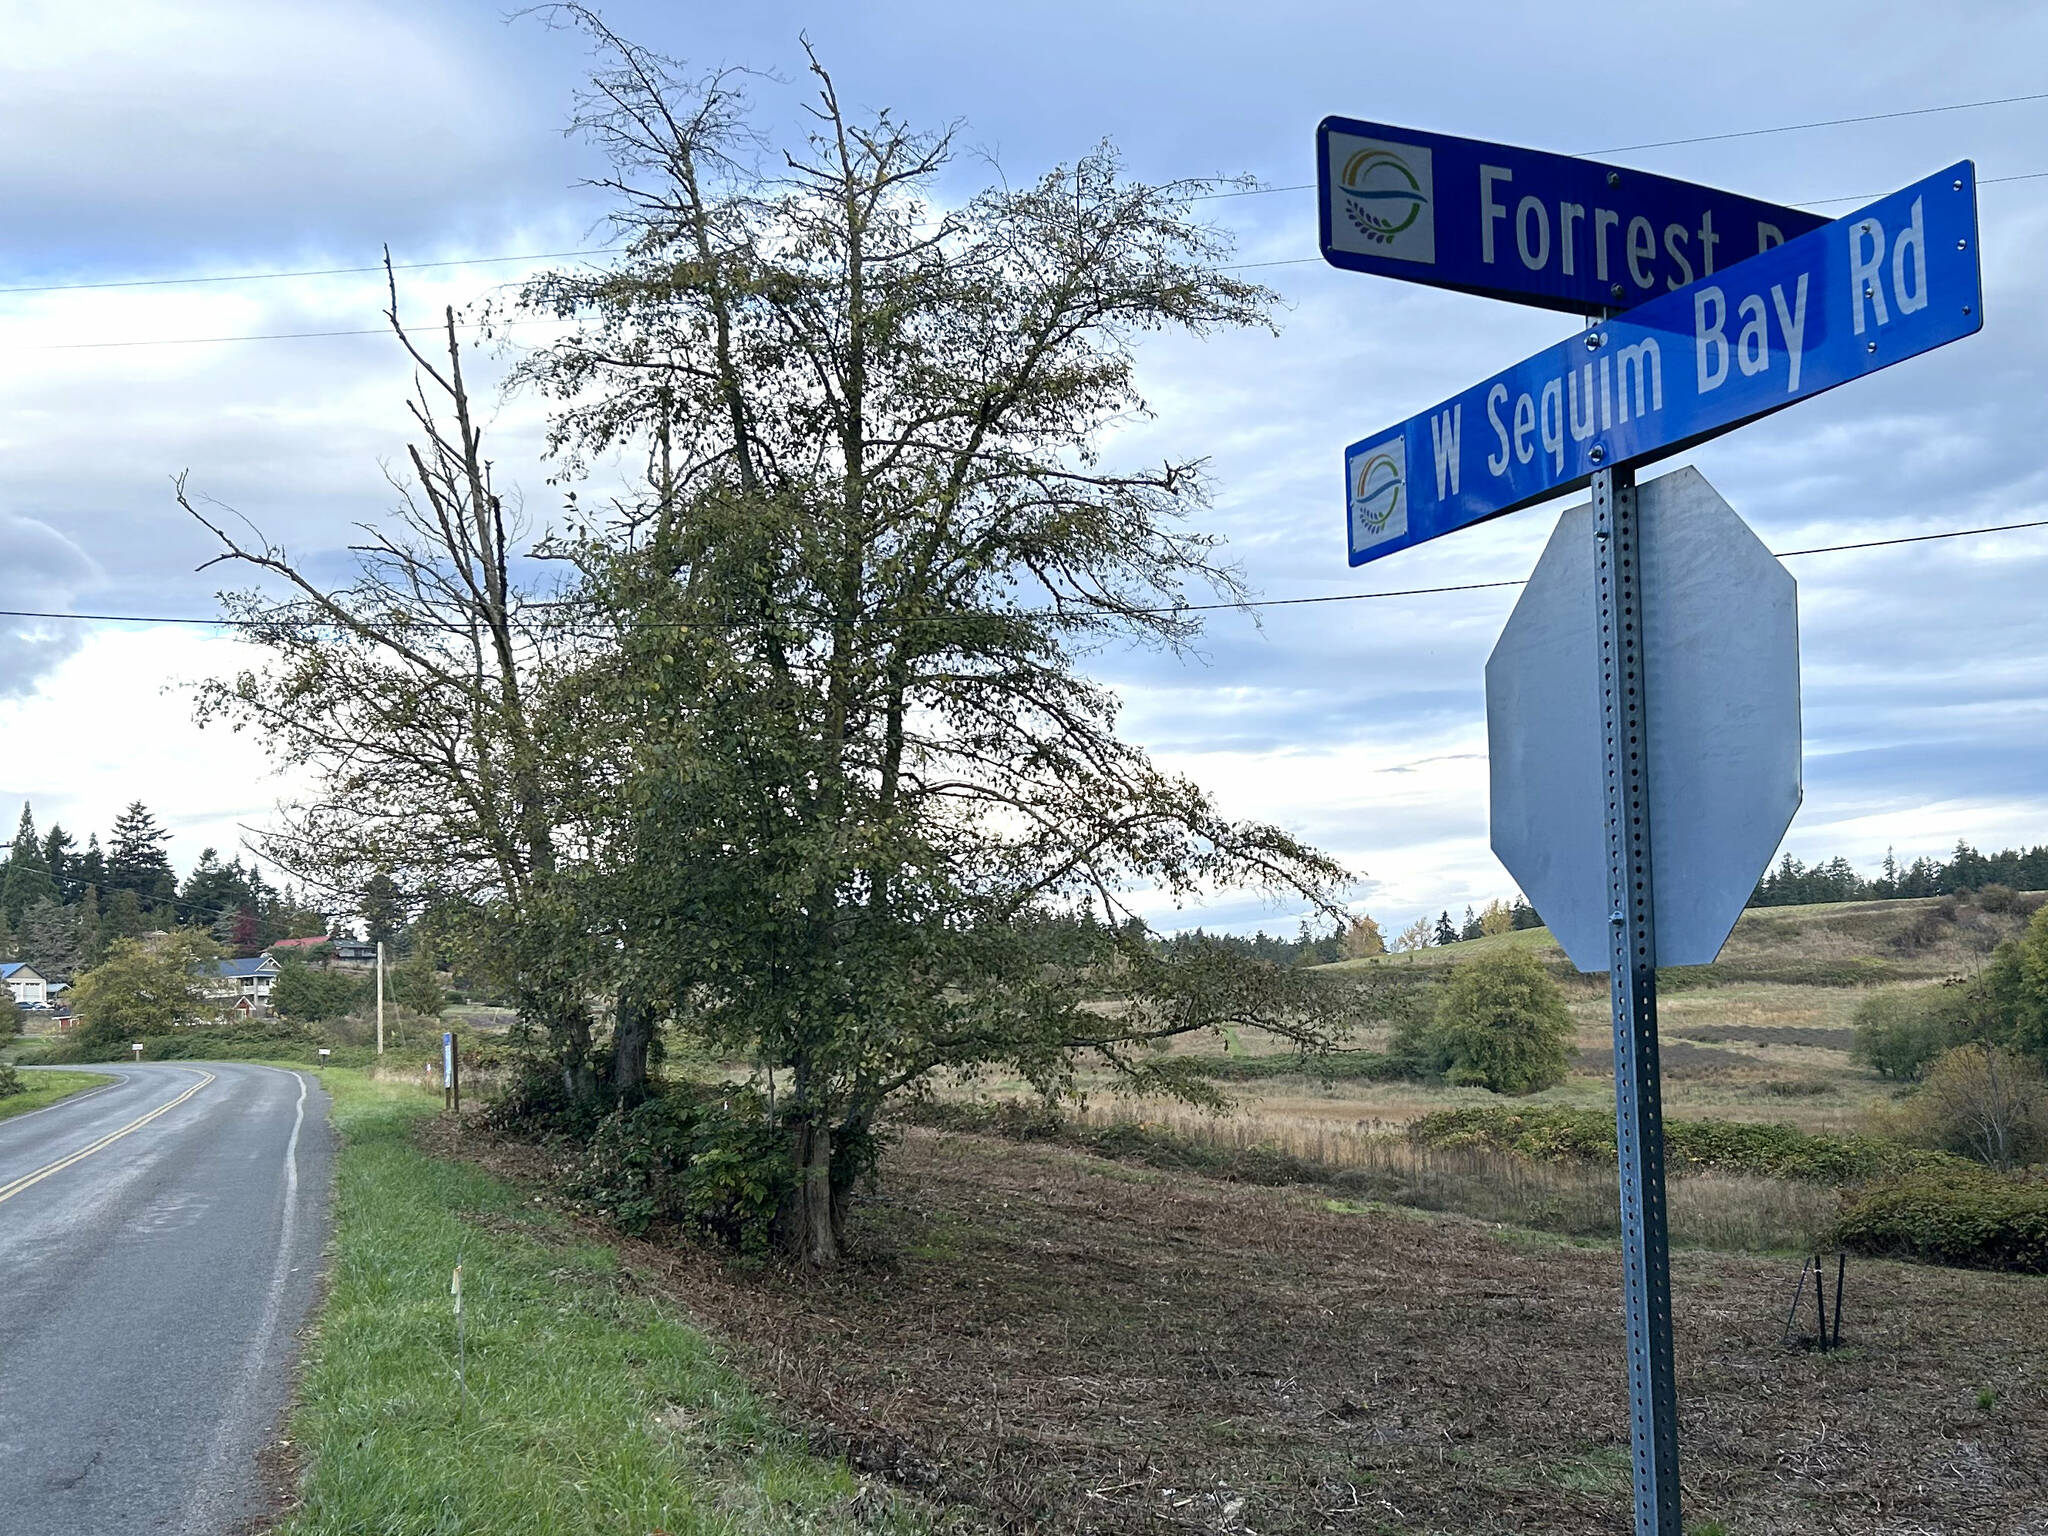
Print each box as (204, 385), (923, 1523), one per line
(1486, 467), (1801, 973)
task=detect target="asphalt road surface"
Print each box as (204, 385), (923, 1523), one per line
(0, 1062), (331, 1535)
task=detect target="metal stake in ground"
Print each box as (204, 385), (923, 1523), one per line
(1592, 463), (1681, 1535)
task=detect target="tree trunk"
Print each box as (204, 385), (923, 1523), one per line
(783, 1118), (840, 1266)
(609, 992), (655, 1103)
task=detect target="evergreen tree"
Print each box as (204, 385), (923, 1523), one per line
(76, 886), (103, 965)
(1459, 904), (1484, 943)
(77, 834), (106, 898)
(107, 803), (176, 910)
(42, 824), (76, 903)
(360, 871), (404, 948)
(2, 804), (57, 928)
(19, 899), (81, 980)
(1434, 910), (1458, 947)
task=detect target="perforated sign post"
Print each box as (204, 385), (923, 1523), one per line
(1323, 138), (1984, 1536)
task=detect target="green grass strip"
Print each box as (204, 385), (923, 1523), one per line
(0, 1070), (118, 1122)
(282, 1072), (938, 1536)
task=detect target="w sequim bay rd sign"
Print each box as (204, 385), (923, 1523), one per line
(1342, 161), (1981, 566)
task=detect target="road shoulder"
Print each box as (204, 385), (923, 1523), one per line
(266, 1070), (951, 1535)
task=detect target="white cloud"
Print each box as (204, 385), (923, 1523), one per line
(0, 625), (306, 878)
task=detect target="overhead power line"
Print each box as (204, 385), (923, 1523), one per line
(4, 85), (2044, 303)
(0, 246), (622, 298)
(2, 517), (2041, 634)
(13, 164), (2047, 353)
(1582, 88), (2048, 155)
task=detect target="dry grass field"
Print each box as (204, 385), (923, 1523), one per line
(450, 1121), (2048, 1536)
(958, 895), (2039, 1145)
(518, 893), (2046, 1533)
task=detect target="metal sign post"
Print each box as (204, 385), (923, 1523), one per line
(1593, 465), (1680, 1533)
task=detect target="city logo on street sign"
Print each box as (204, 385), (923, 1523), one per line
(1347, 434), (1408, 550)
(1319, 117), (1826, 314)
(1330, 137), (1435, 262)
(1342, 161), (1982, 567)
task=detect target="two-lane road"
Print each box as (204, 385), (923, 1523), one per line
(0, 1062), (331, 1535)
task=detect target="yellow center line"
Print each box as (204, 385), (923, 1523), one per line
(0, 1069), (216, 1206)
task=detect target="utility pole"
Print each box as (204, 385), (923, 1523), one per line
(376, 939), (385, 1056)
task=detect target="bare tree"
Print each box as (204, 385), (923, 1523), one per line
(183, 258), (613, 1098)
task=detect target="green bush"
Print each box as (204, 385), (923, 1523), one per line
(0, 1061), (21, 1097)
(1409, 1105), (1959, 1184)
(562, 1087), (797, 1253)
(1395, 949), (1573, 1094)
(1852, 989), (1953, 1079)
(272, 960), (368, 1023)
(1834, 1167), (2048, 1272)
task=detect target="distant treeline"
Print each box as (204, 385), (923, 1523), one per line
(1748, 841), (2048, 908)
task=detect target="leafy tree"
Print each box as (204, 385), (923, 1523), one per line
(392, 948), (446, 1019)
(1851, 989), (1950, 1080)
(70, 933), (226, 1051)
(187, 21), (1348, 1265)
(1399, 949), (1574, 1094)
(1340, 915), (1386, 960)
(1397, 916), (1435, 952)
(1433, 910), (1458, 947)
(508, 16), (1347, 1261)
(2012, 903), (2048, 1063)
(2, 803), (57, 927)
(272, 959), (365, 1023)
(1478, 898), (1514, 937)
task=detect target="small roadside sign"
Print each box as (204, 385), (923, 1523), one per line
(1318, 116), (1826, 314)
(1343, 161), (1981, 566)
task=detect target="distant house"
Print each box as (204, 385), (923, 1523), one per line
(196, 956), (282, 1014)
(331, 940), (379, 968)
(2, 961), (49, 1008)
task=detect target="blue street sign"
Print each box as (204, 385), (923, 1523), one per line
(1344, 162), (1982, 567)
(1319, 117), (1827, 315)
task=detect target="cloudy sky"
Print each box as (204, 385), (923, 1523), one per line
(2, 0), (2043, 941)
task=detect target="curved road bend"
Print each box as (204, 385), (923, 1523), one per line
(0, 1062), (332, 1535)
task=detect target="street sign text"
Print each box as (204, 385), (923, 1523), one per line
(1344, 162), (1981, 567)
(1318, 116), (1826, 314)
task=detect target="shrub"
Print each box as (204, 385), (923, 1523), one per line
(272, 960), (367, 1023)
(1402, 949), (1573, 1094)
(1894, 1043), (2048, 1170)
(1852, 989), (1952, 1080)
(562, 1087), (797, 1253)
(482, 1054), (606, 1142)
(1834, 1166), (2048, 1272)
(0, 1061), (21, 1097)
